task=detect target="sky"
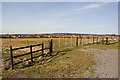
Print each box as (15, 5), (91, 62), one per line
(2, 2), (118, 34)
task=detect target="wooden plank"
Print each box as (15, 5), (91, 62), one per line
(12, 43), (42, 51)
(32, 43), (42, 47)
(13, 52), (31, 58)
(13, 48), (48, 59)
(12, 46), (30, 51)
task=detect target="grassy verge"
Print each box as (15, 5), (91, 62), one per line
(2, 46), (94, 78)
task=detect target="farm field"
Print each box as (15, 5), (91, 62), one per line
(2, 37), (95, 59)
(1, 1), (119, 78)
(1, 37), (108, 64)
(1, 38), (119, 78)
(2, 37), (115, 52)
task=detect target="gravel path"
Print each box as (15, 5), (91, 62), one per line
(77, 48), (118, 78)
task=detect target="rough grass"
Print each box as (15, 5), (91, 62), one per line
(79, 42), (119, 50)
(2, 38), (95, 62)
(2, 46), (95, 78)
(2, 38), (118, 78)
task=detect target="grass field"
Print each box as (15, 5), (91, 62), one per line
(1, 37), (118, 78)
(2, 37), (115, 51)
(2, 38), (94, 58)
(2, 44), (95, 78)
(1, 37), (104, 63)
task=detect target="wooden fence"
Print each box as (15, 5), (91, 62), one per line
(9, 36), (113, 69)
(10, 39), (52, 69)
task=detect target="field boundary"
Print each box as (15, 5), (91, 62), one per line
(7, 36), (116, 69)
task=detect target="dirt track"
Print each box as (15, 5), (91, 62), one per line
(77, 48), (118, 78)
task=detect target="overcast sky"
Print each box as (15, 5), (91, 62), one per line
(2, 2), (118, 34)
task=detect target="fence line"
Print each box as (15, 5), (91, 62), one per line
(7, 36), (118, 69)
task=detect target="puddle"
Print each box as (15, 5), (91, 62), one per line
(76, 48), (118, 78)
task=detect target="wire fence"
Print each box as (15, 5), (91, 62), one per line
(2, 36), (118, 52)
(2, 36), (119, 62)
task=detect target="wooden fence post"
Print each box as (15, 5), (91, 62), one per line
(80, 37), (82, 45)
(76, 37), (78, 46)
(93, 37), (94, 44)
(97, 37), (98, 44)
(102, 37), (104, 44)
(106, 37), (108, 45)
(10, 46), (13, 69)
(42, 43), (44, 57)
(30, 45), (33, 62)
(49, 39), (53, 56)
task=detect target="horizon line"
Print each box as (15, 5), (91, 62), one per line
(0, 32), (118, 35)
